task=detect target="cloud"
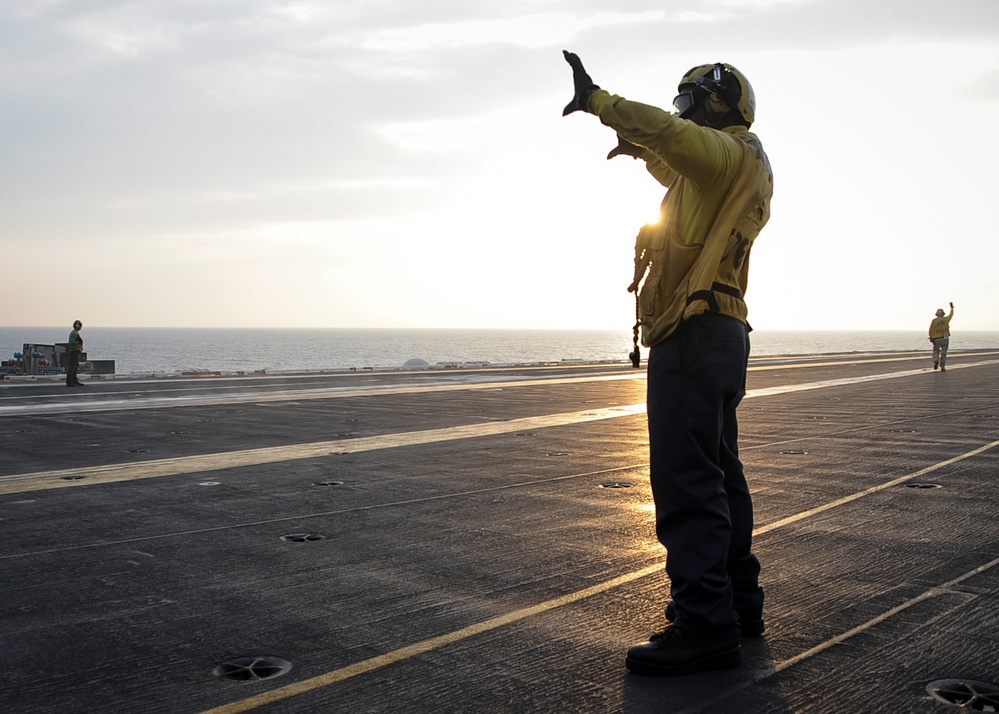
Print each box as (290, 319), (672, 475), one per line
(2, 0), (999, 329)
(359, 11), (666, 52)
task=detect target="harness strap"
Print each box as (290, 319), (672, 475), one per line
(631, 291), (642, 368)
(685, 281), (743, 312)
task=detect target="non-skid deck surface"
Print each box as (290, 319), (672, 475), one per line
(1, 351), (997, 713)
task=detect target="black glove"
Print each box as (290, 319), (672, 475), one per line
(562, 50), (599, 116)
(607, 134), (643, 160)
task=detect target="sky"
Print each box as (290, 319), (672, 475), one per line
(3, 0), (999, 332)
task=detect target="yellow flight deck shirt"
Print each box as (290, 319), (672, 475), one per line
(589, 90), (774, 347)
(929, 308), (954, 339)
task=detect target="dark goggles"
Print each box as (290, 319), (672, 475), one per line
(674, 71), (728, 118)
(673, 91), (697, 117)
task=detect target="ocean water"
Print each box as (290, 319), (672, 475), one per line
(2, 327), (997, 377)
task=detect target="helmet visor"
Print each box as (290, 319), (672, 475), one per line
(673, 91), (698, 118)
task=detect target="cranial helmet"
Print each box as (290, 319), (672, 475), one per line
(674, 63), (755, 127)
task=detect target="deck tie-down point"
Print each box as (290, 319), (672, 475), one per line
(926, 679), (999, 710)
(281, 532), (327, 542)
(213, 656), (292, 683)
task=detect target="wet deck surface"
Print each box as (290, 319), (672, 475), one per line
(2, 351), (998, 713)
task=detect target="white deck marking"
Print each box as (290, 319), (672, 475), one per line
(0, 372), (644, 416)
(747, 358), (999, 397)
(4, 353), (997, 417)
(3, 358), (998, 495)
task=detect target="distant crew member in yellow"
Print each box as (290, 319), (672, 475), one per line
(562, 52), (773, 677)
(928, 302), (954, 371)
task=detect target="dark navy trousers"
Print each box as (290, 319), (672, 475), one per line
(66, 350), (81, 386)
(646, 314), (763, 642)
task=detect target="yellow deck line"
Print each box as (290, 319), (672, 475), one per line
(0, 404), (646, 494)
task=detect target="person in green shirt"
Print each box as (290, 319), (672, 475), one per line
(562, 52), (773, 677)
(928, 302), (954, 371)
(66, 319), (85, 387)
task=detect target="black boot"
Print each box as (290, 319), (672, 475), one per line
(626, 626), (740, 676)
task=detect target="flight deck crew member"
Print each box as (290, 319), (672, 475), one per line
(66, 320), (85, 387)
(562, 53), (773, 676)
(929, 302), (954, 371)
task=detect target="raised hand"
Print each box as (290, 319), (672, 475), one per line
(562, 50), (599, 116)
